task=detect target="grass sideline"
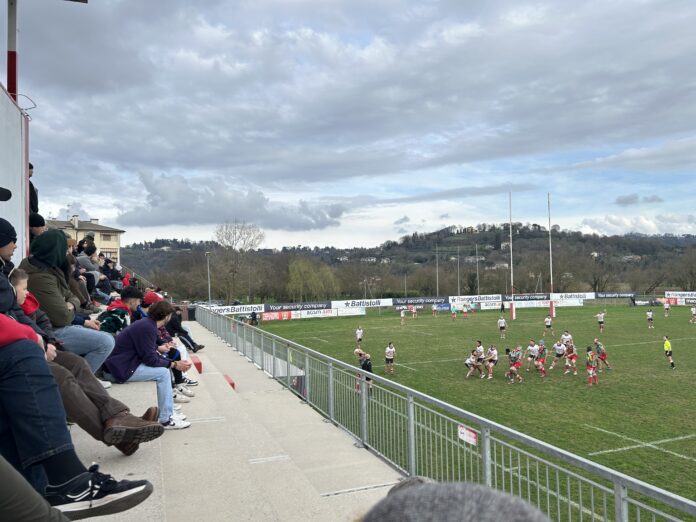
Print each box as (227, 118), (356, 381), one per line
(260, 305), (696, 502)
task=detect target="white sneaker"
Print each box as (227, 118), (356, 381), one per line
(172, 411), (187, 421)
(173, 404), (182, 411)
(173, 393), (190, 404)
(163, 418), (190, 430)
(99, 379), (112, 389)
(176, 385), (195, 398)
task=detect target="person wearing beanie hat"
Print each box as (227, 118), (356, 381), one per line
(142, 292), (164, 307)
(362, 481), (549, 522)
(29, 213), (47, 243)
(0, 185), (11, 201)
(18, 230), (115, 374)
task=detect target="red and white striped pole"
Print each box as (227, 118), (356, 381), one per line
(7, 0), (18, 101)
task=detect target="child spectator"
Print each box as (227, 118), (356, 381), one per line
(99, 286), (144, 335)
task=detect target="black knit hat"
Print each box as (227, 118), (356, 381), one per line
(0, 186), (11, 202)
(0, 218), (17, 247)
(29, 213), (46, 228)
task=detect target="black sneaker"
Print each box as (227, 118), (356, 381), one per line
(45, 464), (153, 520)
(183, 377), (198, 386)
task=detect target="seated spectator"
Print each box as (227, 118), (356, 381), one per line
(28, 213), (47, 243)
(362, 480), (549, 522)
(0, 331), (153, 518)
(11, 269), (163, 456)
(102, 257), (124, 291)
(166, 306), (205, 353)
(18, 229), (115, 376)
(99, 286), (144, 335)
(76, 244), (112, 303)
(156, 319), (198, 394)
(103, 301), (192, 430)
(66, 253), (99, 314)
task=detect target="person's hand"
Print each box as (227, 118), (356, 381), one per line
(35, 333), (45, 349)
(66, 302), (75, 311)
(78, 275), (87, 282)
(84, 319), (100, 330)
(79, 267), (86, 274)
(177, 360), (192, 372)
(99, 274), (107, 280)
(45, 343), (58, 362)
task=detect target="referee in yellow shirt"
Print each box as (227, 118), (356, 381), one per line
(663, 335), (675, 370)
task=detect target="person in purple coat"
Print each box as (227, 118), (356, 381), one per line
(103, 301), (192, 430)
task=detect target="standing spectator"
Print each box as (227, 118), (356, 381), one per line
(18, 230), (115, 375)
(28, 162), (38, 213)
(28, 213), (46, 243)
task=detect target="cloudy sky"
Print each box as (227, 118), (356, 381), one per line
(3, 0), (696, 248)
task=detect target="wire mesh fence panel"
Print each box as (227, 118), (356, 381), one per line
(195, 307), (696, 522)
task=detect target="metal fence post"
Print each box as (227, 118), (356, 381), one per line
(328, 363), (335, 422)
(359, 377), (368, 447)
(271, 339), (277, 379)
(407, 394), (417, 476)
(482, 426), (492, 487)
(242, 326), (247, 357)
(286, 345), (291, 389)
(304, 352), (310, 404)
(251, 329), (256, 364)
(614, 482), (629, 522)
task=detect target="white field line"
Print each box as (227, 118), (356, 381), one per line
(373, 357), (463, 370)
(310, 336), (329, 343)
(320, 481), (400, 497)
(588, 434), (696, 456)
(249, 454), (291, 464)
(585, 425), (696, 462)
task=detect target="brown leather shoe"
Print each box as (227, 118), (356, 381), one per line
(141, 406), (159, 422)
(103, 411), (164, 445)
(115, 440), (140, 456)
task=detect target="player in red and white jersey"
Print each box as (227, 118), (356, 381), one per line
(664, 301), (670, 318)
(384, 342), (396, 375)
(560, 331), (573, 346)
(473, 340), (485, 378)
(564, 342), (578, 375)
(505, 346), (524, 384)
(497, 316), (507, 339)
(400, 309), (406, 326)
(484, 345), (498, 380)
(524, 339), (539, 372)
(451, 303), (458, 321)
(646, 309), (654, 329)
(534, 340), (548, 377)
(586, 346), (598, 386)
(690, 306), (696, 324)
(549, 339), (566, 370)
(594, 338), (612, 371)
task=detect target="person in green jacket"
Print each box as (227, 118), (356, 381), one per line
(19, 230), (115, 375)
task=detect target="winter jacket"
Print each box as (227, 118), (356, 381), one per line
(0, 258), (46, 340)
(0, 314), (37, 347)
(20, 291), (59, 345)
(103, 317), (170, 382)
(18, 256), (82, 328)
(98, 299), (132, 335)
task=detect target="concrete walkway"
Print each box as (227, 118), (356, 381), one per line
(73, 321), (402, 521)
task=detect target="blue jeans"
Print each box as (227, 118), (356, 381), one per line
(54, 325), (114, 373)
(0, 340), (74, 492)
(127, 364), (173, 423)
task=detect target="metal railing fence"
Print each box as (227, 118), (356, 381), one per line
(196, 306), (696, 522)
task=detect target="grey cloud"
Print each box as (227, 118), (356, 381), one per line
(116, 172), (345, 230)
(394, 216), (410, 225)
(397, 227), (409, 234)
(380, 183), (533, 205)
(54, 202), (94, 222)
(614, 194), (639, 207)
(14, 0), (696, 224)
(614, 194), (664, 206)
(439, 213), (450, 219)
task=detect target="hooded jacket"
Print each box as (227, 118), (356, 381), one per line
(1, 257), (46, 340)
(18, 230), (82, 328)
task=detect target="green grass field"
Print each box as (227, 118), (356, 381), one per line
(261, 305), (696, 502)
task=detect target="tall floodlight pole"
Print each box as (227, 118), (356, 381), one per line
(404, 273), (407, 297)
(475, 243), (480, 295)
(205, 252), (211, 304)
(457, 245), (461, 296)
(436, 244), (439, 296)
(509, 192), (515, 309)
(548, 192), (554, 293)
